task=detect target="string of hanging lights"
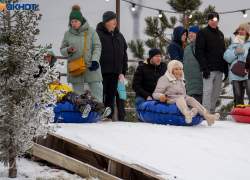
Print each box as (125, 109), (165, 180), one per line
(120, 0), (250, 19)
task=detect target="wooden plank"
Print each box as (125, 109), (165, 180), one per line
(28, 143), (121, 180)
(47, 132), (168, 180)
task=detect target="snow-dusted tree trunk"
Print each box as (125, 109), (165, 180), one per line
(0, 1), (59, 178)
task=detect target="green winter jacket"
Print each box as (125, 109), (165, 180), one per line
(60, 19), (102, 83)
(183, 41), (203, 95)
(39, 47), (57, 67)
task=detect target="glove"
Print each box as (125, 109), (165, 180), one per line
(223, 71), (228, 82)
(202, 68), (210, 79)
(88, 61), (99, 71)
(159, 94), (169, 103)
(235, 46), (245, 54)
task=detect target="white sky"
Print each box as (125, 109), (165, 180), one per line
(20, 0), (250, 58)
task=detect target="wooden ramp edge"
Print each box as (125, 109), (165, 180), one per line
(33, 131), (171, 180)
(28, 143), (120, 180)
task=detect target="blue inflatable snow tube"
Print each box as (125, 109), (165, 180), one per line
(137, 100), (204, 126)
(53, 101), (99, 123)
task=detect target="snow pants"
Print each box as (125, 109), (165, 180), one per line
(72, 81), (103, 103)
(168, 96), (206, 116)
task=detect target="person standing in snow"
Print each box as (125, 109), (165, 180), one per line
(195, 12), (228, 113)
(183, 25), (203, 104)
(132, 49), (167, 110)
(96, 11), (128, 121)
(168, 26), (188, 63)
(153, 60), (220, 126)
(60, 5), (103, 104)
(224, 22), (250, 106)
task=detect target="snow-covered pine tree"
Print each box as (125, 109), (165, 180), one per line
(0, 1), (59, 178)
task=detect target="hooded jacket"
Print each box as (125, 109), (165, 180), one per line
(195, 25), (228, 73)
(132, 59), (167, 99)
(183, 41), (203, 95)
(153, 60), (187, 100)
(168, 26), (188, 62)
(96, 22), (128, 76)
(223, 36), (250, 84)
(34, 47), (57, 78)
(60, 18), (102, 83)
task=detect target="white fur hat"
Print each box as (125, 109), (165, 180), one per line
(167, 60), (184, 79)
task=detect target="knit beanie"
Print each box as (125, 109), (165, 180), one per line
(103, 11), (117, 23)
(207, 12), (219, 21)
(149, 48), (161, 59)
(239, 22), (250, 34)
(69, 5), (83, 22)
(189, 25), (200, 34)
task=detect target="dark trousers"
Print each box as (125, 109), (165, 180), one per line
(103, 73), (119, 118)
(190, 94), (203, 104)
(116, 92), (125, 121)
(233, 80), (250, 105)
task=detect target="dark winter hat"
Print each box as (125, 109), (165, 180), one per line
(233, 28), (238, 35)
(189, 25), (200, 34)
(149, 49), (161, 59)
(103, 11), (117, 23)
(69, 5), (83, 22)
(207, 12), (219, 21)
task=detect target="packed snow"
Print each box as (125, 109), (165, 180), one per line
(50, 121), (250, 180)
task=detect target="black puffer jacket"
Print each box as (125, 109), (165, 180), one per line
(96, 22), (128, 75)
(195, 25), (228, 73)
(132, 59), (167, 99)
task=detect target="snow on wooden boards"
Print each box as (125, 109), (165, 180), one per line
(28, 143), (119, 180)
(33, 132), (168, 180)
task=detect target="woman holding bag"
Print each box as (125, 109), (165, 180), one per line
(224, 22), (250, 105)
(60, 5), (103, 103)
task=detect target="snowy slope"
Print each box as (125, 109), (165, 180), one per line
(54, 121), (250, 180)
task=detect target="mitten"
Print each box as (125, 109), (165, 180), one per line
(235, 46), (245, 54)
(202, 68), (210, 79)
(159, 94), (169, 103)
(88, 61), (99, 71)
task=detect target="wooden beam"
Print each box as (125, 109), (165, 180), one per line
(45, 132), (168, 180)
(28, 143), (121, 180)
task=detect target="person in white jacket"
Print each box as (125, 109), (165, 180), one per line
(153, 60), (220, 126)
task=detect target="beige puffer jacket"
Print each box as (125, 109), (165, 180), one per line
(153, 60), (187, 100)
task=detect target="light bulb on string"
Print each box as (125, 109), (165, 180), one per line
(158, 10), (162, 18)
(106, 0), (109, 1)
(213, 17), (217, 21)
(242, 10), (247, 17)
(131, 4), (135, 11)
(188, 14), (192, 18)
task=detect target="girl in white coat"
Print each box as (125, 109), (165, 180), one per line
(153, 60), (220, 126)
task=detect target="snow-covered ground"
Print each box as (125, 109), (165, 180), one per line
(0, 158), (98, 180)
(51, 121), (250, 180)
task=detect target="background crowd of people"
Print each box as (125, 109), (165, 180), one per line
(41, 5), (250, 124)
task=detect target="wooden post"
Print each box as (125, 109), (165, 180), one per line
(116, 0), (120, 30)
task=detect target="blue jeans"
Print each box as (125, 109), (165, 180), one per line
(134, 96), (146, 110)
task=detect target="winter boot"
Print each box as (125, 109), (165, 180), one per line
(203, 110), (220, 126)
(77, 100), (92, 118)
(183, 108), (198, 124)
(95, 102), (111, 121)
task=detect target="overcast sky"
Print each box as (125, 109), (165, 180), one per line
(20, 0), (250, 58)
